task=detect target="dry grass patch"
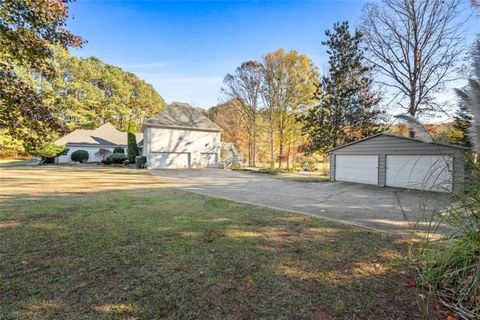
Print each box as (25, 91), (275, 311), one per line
(0, 167), (443, 319)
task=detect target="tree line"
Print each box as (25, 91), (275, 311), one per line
(210, 0), (473, 169)
(0, 1), (165, 156)
(212, 22), (383, 169)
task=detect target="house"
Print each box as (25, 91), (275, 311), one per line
(329, 133), (467, 193)
(142, 102), (222, 169)
(54, 123), (143, 163)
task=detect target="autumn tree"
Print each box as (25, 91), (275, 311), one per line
(301, 22), (382, 154)
(361, 0), (464, 119)
(208, 100), (250, 160)
(261, 49), (319, 169)
(222, 61), (262, 166)
(0, 0), (83, 147)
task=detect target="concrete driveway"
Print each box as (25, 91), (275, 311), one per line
(151, 169), (450, 235)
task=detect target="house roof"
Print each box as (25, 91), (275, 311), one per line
(144, 102), (222, 131)
(328, 132), (469, 153)
(55, 123), (143, 146)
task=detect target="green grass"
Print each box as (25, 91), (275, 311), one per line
(0, 189), (433, 319)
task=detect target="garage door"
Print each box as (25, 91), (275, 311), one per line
(150, 152), (190, 169)
(200, 153), (218, 167)
(335, 155), (378, 185)
(386, 155), (453, 192)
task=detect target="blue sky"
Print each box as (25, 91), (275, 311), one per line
(67, 0), (368, 108)
(67, 0), (478, 113)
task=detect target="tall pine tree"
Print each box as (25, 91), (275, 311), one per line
(300, 22), (382, 153)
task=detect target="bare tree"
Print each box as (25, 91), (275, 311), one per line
(222, 61), (262, 167)
(362, 0), (465, 119)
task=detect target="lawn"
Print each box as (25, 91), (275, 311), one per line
(0, 167), (440, 319)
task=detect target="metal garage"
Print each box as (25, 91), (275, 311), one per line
(329, 133), (467, 193)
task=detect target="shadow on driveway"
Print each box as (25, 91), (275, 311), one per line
(151, 168), (451, 235)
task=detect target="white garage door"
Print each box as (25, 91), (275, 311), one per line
(200, 153), (218, 167)
(150, 152), (190, 169)
(386, 155), (453, 192)
(335, 155), (378, 185)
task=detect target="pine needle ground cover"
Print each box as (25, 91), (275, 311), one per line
(0, 167), (440, 319)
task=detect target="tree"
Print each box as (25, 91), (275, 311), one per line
(301, 22), (382, 154)
(127, 120), (139, 163)
(0, 0), (83, 145)
(222, 61), (262, 167)
(32, 143), (68, 164)
(261, 49), (319, 169)
(361, 0), (464, 119)
(41, 47), (165, 131)
(448, 103), (473, 147)
(455, 36), (480, 153)
(208, 100), (250, 161)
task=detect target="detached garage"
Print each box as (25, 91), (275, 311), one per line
(329, 133), (466, 193)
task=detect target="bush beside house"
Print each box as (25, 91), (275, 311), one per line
(71, 150), (89, 163)
(33, 143), (69, 164)
(102, 153), (128, 165)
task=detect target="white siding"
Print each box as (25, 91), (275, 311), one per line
(146, 127), (221, 169)
(57, 146), (116, 163)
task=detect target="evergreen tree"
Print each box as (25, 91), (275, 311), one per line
(127, 120), (139, 163)
(300, 22), (382, 153)
(449, 103), (473, 148)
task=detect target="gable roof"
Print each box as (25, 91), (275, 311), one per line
(145, 102), (221, 131)
(328, 132), (468, 153)
(55, 123), (143, 146)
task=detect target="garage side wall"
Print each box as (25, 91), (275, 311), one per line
(145, 127), (221, 168)
(330, 135), (465, 192)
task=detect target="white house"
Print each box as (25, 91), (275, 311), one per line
(142, 102), (222, 169)
(54, 123), (143, 163)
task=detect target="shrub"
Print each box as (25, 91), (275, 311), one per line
(296, 159), (317, 172)
(418, 157), (480, 319)
(71, 150), (89, 162)
(101, 153), (127, 165)
(113, 147), (124, 154)
(127, 121), (139, 163)
(135, 156), (147, 168)
(33, 143), (68, 164)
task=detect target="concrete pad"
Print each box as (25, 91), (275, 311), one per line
(151, 169), (450, 235)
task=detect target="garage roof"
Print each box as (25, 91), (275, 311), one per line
(145, 102), (222, 131)
(329, 133), (468, 153)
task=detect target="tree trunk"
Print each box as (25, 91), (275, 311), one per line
(252, 112), (256, 167)
(269, 125), (275, 170)
(278, 130), (283, 170)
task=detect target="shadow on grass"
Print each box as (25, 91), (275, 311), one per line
(0, 187), (442, 320)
